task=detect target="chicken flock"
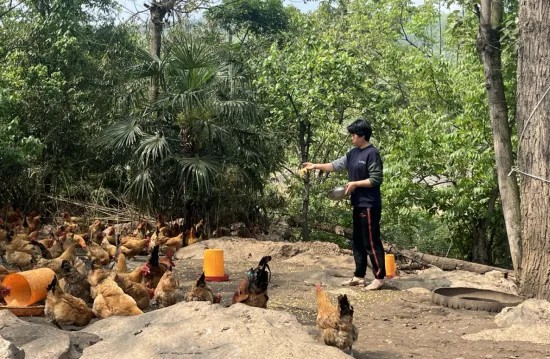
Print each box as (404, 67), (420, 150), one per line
(0, 203), (358, 354)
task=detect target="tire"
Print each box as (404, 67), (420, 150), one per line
(431, 287), (524, 313)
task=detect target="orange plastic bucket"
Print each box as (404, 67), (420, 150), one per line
(203, 249), (228, 281)
(2, 268), (56, 306)
(385, 254), (397, 278)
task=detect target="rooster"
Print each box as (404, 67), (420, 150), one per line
(315, 284), (358, 355)
(186, 219), (204, 246)
(184, 272), (221, 304)
(142, 245), (169, 289)
(232, 256), (271, 308)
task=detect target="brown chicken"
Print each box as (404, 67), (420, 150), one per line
(5, 230), (36, 253)
(115, 253), (128, 273)
(62, 212), (82, 233)
(232, 256), (272, 308)
(45, 276), (95, 328)
(89, 219), (104, 234)
(24, 210), (42, 232)
(156, 214), (166, 231)
(0, 265), (16, 282)
(119, 236), (150, 260)
(160, 232), (184, 256)
(153, 267), (179, 308)
(315, 284), (358, 354)
(48, 233), (65, 258)
(184, 272), (221, 304)
(113, 273), (150, 310)
(4, 231), (38, 270)
(30, 241), (53, 259)
(134, 220), (153, 239)
(101, 238), (117, 260)
(68, 233), (87, 249)
(38, 234), (55, 250)
(103, 226), (117, 245)
(88, 269), (143, 318)
(4, 206), (22, 231)
(186, 219), (204, 246)
(35, 244), (76, 275)
(142, 245), (169, 289)
(159, 251), (176, 269)
(121, 266), (144, 284)
(60, 260), (92, 304)
(86, 240), (110, 268)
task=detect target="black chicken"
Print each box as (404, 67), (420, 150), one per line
(232, 256), (272, 308)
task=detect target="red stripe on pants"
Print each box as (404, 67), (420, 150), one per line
(368, 208), (381, 277)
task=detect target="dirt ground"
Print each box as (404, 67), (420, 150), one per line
(166, 238), (550, 359)
(14, 237), (550, 358)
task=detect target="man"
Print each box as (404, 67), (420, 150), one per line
(303, 118), (385, 290)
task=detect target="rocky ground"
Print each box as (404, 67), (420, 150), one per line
(2, 237), (550, 358)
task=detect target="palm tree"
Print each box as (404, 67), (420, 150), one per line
(101, 28), (282, 222)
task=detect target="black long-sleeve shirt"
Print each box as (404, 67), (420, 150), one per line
(331, 144), (383, 208)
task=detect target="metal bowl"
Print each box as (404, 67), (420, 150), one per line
(327, 185), (348, 201)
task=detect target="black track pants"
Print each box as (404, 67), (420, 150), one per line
(352, 206), (386, 279)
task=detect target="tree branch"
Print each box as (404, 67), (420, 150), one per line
(0, 0), (22, 18)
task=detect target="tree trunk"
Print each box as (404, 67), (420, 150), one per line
(477, 0), (522, 275)
(471, 188), (499, 264)
(148, 4), (167, 102)
(472, 225), (491, 264)
(516, 0), (550, 299)
(299, 121), (311, 241)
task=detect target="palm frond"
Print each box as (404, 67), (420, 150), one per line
(126, 167), (156, 205)
(175, 156), (221, 193)
(216, 62), (250, 91)
(193, 118), (230, 143)
(212, 98), (259, 123)
(99, 117), (144, 149)
(168, 34), (218, 70)
(136, 133), (171, 166)
(127, 47), (163, 79)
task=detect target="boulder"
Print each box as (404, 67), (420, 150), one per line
(495, 299), (550, 327)
(81, 301), (350, 359)
(0, 335), (23, 359)
(0, 311), (100, 359)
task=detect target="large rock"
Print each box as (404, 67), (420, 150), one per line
(0, 311), (100, 359)
(495, 299), (550, 327)
(463, 299), (550, 345)
(0, 335), (23, 359)
(0, 311), (70, 358)
(81, 301), (350, 359)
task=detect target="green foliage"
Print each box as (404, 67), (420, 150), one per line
(102, 26), (285, 219)
(207, 0), (290, 37)
(0, 0), (141, 207)
(252, 0), (517, 266)
(0, 0), (519, 267)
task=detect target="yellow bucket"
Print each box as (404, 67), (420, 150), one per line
(203, 249), (225, 278)
(385, 254), (397, 278)
(2, 268), (56, 306)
